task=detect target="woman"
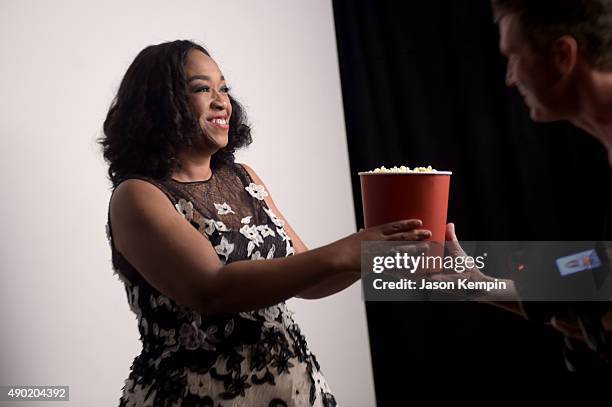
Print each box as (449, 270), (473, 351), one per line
(100, 40), (430, 407)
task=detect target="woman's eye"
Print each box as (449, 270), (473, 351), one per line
(194, 86), (210, 93)
(193, 85), (230, 93)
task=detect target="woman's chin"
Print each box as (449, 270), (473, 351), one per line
(197, 132), (228, 151)
(213, 135), (229, 149)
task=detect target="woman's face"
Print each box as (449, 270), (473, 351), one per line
(184, 50), (232, 151)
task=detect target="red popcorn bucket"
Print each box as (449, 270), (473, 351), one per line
(359, 169), (452, 269)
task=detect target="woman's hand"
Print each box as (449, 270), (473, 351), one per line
(328, 219), (431, 273)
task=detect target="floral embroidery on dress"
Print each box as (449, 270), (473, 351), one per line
(251, 245), (276, 261)
(267, 244), (276, 259)
(245, 182), (269, 200)
(264, 206), (285, 227)
(214, 235), (234, 262)
(175, 199), (195, 220)
(247, 241), (256, 257)
(152, 323), (177, 346)
(259, 305), (280, 322)
(202, 218), (217, 235)
(276, 227), (289, 241)
(214, 202), (235, 215)
(257, 224), (276, 238)
(177, 322), (219, 352)
(239, 224), (263, 245)
(285, 239), (295, 257)
(203, 218), (229, 236)
(111, 164), (337, 407)
(214, 220), (229, 232)
(186, 373), (211, 398)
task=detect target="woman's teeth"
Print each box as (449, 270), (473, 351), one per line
(210, 118), (227, 125)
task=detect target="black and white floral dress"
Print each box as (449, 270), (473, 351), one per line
(106, 163), (337, 407)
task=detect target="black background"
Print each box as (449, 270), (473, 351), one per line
(333, 0), (612, 402)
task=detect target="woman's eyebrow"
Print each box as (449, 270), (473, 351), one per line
(188, 74), (226, 82)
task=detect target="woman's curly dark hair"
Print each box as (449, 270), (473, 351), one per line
(99, 40), (252, 187)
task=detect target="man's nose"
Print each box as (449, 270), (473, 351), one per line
(505, 59), (516, 87)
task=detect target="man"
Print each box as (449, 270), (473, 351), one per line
(491, 0), (612, 370)
(493, 0), (612, 164)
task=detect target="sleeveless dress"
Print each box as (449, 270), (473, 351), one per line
(105, 163), (338, 407)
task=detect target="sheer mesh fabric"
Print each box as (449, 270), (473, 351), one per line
(106, 163), (337, 407)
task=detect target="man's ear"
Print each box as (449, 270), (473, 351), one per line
(552, 35), (578, 76)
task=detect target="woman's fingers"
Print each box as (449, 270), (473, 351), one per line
(379, 219), (422, 235)
(385, 229), (431, 241)
(389, 241), (430, 257)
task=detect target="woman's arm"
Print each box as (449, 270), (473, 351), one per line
(295, 273), (361, 299)
(110, 179), (425, 314)
(240, 163), (364, 299)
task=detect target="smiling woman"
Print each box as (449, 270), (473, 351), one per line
(98, 40), (431, 406)
(183, 52), (233, 161)
(100, 41), (252, 185)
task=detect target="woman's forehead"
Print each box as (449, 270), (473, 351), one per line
(185, 50), (224, 78)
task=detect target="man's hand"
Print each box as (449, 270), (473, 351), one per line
(429, 223), (519, 304)
(429, 223), (490, 286)
(550, 310), (612, 363)
(550, 316), (584, 341)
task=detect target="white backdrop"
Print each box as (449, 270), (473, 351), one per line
(0, 0), (375, 406)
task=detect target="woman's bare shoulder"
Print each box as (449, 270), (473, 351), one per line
(110, 179), (177, 247)
(111, 178), (172, 213)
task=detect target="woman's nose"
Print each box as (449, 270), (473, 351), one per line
(210, 93), (226, 110)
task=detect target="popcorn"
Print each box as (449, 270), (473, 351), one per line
(367, 165), (437, 173)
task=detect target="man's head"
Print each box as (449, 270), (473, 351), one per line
(492, 0), (612, 121)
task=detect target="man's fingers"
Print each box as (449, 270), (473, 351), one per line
(380, 219), (422, 235)
(445, 222), (459, 243)
(429, 273), (461, 282)
(550, 317), (585, 341)
(445, 241), (464, 257)
(444, 224), (468, 257)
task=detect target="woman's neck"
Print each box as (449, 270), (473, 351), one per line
(173, 148), (214, 182)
